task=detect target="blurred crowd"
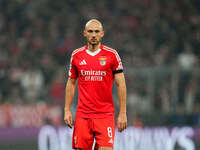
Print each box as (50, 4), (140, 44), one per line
(0, 0), (200, 126)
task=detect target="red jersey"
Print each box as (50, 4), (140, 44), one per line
(68, 44), (123, 118)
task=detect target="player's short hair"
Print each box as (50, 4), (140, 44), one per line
(85, 19), (103, 30)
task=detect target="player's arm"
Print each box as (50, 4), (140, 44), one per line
(114, 72), (127, 132)
(64, 78), (77, 128)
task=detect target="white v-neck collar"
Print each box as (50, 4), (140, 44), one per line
(86, 49), (101, 56)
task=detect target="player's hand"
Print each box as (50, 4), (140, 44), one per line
(117, 112), (127, 132)
(64, 110), (73, 128)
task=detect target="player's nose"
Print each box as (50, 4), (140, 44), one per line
(91, 32), (96, 37)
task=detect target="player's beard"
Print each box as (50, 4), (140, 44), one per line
(89, 38), (101, 46)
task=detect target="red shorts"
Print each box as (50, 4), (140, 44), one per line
(72, 117), (115, 150)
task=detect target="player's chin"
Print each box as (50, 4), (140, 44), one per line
(89, 41), (99, 45)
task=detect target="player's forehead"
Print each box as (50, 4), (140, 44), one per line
(85, 20), (103, 31)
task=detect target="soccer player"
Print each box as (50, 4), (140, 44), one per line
(64, 19), (127, 150)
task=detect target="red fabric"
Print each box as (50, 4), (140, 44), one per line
(72, 117), (115, 150)
(68, 45), (123, 118)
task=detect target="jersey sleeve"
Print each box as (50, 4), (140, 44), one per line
(68, 54), (78, 79)
(111, 51), (123, 74)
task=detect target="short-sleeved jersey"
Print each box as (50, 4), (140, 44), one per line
(68, 44), (123, 118)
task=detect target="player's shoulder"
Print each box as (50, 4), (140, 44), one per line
(72, 46), (86, 56)
(102, 45), (117, 53)
(102, 45), (120, 58)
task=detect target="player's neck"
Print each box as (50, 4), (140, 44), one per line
(88, 43), (101, 52)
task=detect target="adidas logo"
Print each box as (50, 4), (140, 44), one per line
(79, 60), (87, 65)
(108, 138), (113, 144)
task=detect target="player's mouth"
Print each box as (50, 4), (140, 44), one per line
(91, 38), (97, 42)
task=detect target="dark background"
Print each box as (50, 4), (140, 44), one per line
(0, 0), (200, 149)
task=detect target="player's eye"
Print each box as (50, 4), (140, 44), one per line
(95, 30), (100, 33)
(88, 30), (93, 33)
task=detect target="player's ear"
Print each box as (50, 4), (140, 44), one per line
(83, 30), (87, 37)
(101, 31), (104, 37)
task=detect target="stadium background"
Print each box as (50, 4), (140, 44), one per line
(0, 0), (200, 149)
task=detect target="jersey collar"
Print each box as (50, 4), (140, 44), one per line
(85, 45), (102, 56)
(86, 48), (101, 56)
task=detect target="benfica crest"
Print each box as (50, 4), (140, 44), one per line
(99, 56), (107, 66)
